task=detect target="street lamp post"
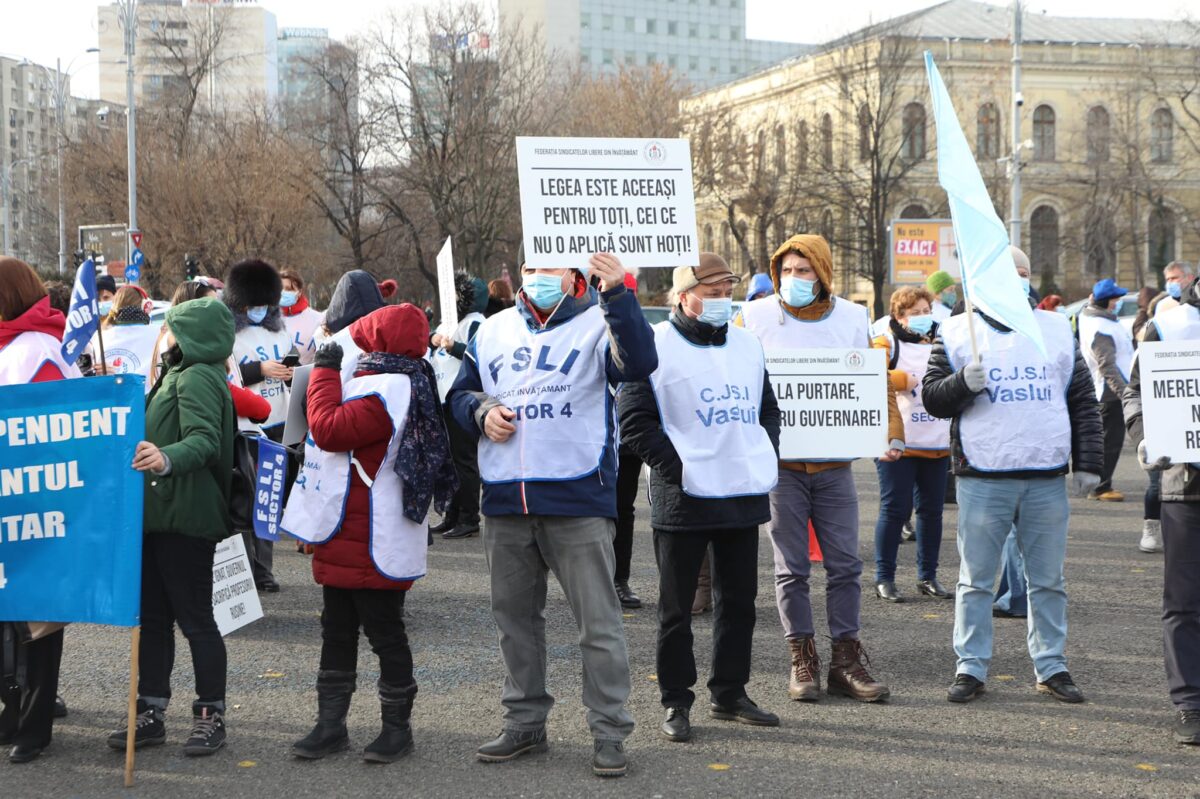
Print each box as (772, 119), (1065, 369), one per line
(119, 0), (138, 261)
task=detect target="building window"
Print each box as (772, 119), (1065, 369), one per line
(901, 102), (926, 161)
(820, 113), (833, 167)
(1151, 107), (1173, 163)
(580, 52), (591, 65)
(1030, 205), (1060, 282)
(1032, 104), (1055, 161)
(668, 54), (678, 68)
(1086, 105), (1110, 163)
(730, 26), (741, 40)
(703, 223), (714, 252)
(581, 13), (591, 30)
(1148, 204), (1176, 274)
(796, 120), (808, 172)
(857, 104), (871, 162)
(646, 52), (657, 65)
(668, 21), (678, 35)
(730, 60), (740, 74)
(709, 25), (719, 40)
(795, 212), (808, 234)
(774, 124), (786, 173)
(899, 204), (929, 219)
(688, 56), (699, 71)
(1084, 209), (1116, 277)
(602, 14), (613, 31)
(820, 210), (834, 246)
(624, 51), (636, 65)
(602, 49), (614, 65)
(625, 16), (635, 33)
(646, 19), (657, 34)
(976, 102), (1000, 159)
(689, 22), (698, 38)
(721, 221), (732, 262)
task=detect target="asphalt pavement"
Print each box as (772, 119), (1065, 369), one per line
(4, 447), (1198, 798)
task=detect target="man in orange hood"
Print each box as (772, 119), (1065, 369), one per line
(736, 233), (904, 705)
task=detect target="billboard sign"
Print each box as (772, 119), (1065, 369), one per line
(889, 219), (960, 285)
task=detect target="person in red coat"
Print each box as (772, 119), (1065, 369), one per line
(288, 303), (456, 765)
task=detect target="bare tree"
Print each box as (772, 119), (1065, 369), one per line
(561, 64), (689, 139)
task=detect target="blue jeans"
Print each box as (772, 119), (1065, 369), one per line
(873, 456), (949, 583)
(992, 530), (1028, 616)
(954, 476), (1070, 682)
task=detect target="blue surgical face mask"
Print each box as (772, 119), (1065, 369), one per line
(279, 290), (298, 308)
(522, 273), (566, 309)
(780, 276), (817, 308)
(1167, 282), (1183, 300)
(940, 289), (956, 308)
(1019, 276), (1031, 295)
(906, 314), (934, 335)
(98, 301), (113, 317)
(696, 297), (733, 327)
(247, 306), (269, 324)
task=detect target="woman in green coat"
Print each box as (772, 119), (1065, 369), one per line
(108, 297), (237, 757)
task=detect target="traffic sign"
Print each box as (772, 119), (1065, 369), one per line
(125, 248), (144, 283)
(130, 231), (142, 248)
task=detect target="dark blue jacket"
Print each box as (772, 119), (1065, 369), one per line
(448, 282), (657, 519)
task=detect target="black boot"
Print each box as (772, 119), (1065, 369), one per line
(292, 670), (355, 760)
(363, 681), (414, 764)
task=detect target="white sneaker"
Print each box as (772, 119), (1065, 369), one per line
(1139, 520), (1163, 553)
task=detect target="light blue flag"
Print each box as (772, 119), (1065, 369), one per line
(924, 51), (1046, 357)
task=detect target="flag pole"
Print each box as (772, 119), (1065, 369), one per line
(123, 626), (140, 787)
(963, 289), (981, 365)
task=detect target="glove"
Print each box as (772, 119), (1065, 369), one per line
(313, 342), (343, 370)
(1069, 471), (1101, 498)
(962, 361), (986, 392)
(1137, 441), (1173, 472)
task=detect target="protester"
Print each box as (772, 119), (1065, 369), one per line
(619, 254), (781, 742)
(1133, 285), (1159, 342)
(448, 251), (655, 778)
(486, 279), (515, 317)
(285, 304), (456, 764)
(311, 270), (397, 379)
(1037, 295), (1064, 312)
(429, 272), (488, 540)
(0, 257), (80, 763)
(1148, 261), (1196, 320)
(870, 286), (952, 603)
(225, 259), (293, 593)
(1123, 278), (1200, 746)
(1078, 278), (1133, 502)
(922, 246), (1103, 704)
(42, 281), (71, 314)
(280, 269), (325, 366)
(89, 285), (159, 392)
(109, 296), (236, 756)
(926, 270), (957, 322)
(613, 440), (645, 610)
(737, 234), (900, 704)
(745, 272), (774, 303)
(96, 274), (117, 310)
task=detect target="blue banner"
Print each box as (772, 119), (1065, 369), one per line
(0, 376), (145, 626)
(61, 259), (99, 364)
(253, 437), (287, 541)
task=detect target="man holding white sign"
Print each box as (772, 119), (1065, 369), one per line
(736, 234), (902, 704)
(1123, 280), (1200, 746)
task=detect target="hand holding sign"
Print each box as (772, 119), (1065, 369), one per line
(588, 252), (627, 292)
(485, 406), (517, 443)
(131, 441), (165, 473)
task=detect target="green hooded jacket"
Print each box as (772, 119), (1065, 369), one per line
(143, 297), (236, 541)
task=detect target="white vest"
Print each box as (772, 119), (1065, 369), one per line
(1152, 303), (1200, 341)
(1078, 311), (1133, 400)
(941, 310), (1076, 472)
(431, 312), (484, 402)
(740, 295), (870, 351)
(92, 322), (161, 394)
(233, 325), (293, 429)
(473, 305), (610, 483)
(284, 307), (325, 366)
(931, 302), (952, 323)
(870, 315), (892, 338)
(886, 332), (950, 451)
(280, 373), (427, 581)
(0, 331), (82, 385)
(649, 321), (777, 498)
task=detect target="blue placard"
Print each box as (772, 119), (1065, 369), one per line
(253, 437), (287, 541)
(0, 376), (145, 626)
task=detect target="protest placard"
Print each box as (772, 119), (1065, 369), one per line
(211, 534), (264, 636)
(515, 136), (699, 270)
(0, 375), (144, 626)
(766, 348), (888, 460)
(253, 437), (288, 541)
(282, 364), (312, 447)
(1139, 340), (1200, 464)
(437, 237), (457, 329)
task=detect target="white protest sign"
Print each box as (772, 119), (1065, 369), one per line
(766, 348), (888, 460)
(437, 237), (457, 329)
(211, 534), (264, 636)
(1139, 340), (1200, 464)
(515, 136), (699, 270)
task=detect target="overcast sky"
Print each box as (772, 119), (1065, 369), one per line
(0, 0), (1193, 99)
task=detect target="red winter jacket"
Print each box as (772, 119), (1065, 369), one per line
(0, 296), (70, 383)
(306, 304), (430, 591)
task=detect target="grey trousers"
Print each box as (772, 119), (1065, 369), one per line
(483, 514), (635, 742)
(768, 466), (863, 640)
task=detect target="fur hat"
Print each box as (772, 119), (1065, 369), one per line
(224, 259), (282, 310)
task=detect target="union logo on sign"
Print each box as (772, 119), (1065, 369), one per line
(844, 350), (865, 370)
(643, 140), (667, 164)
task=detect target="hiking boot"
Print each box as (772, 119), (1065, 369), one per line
(615, 581), (642, 609)
(1175, 709), (1200, 745)
(787, 636), (821, 701)
(182, 703), (226, 756)
(592, 740), (627, 778)
(827, 638), (890, 702)
(476, 728), (548, 762)
(1036, 671), (1085, 703)
(106, 700), (166, 750)
(1140, 520), (1163, 553)
(363, 681), (415, 764)
(292, 670), (355, 760)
